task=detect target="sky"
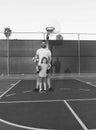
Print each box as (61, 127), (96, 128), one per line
(0, 0), (96, 39)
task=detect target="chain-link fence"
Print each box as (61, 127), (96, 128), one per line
(0, 32), (96, 75)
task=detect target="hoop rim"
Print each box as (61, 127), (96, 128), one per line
(46, 27), (55, 33)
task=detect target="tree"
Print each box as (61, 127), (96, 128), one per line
(4, 27), (12, 39)
(4, 27), (12, 75)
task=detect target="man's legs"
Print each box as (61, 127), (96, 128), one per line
(47, 75), (53, 91)
(44, 77), (47, 91)
(34, 65), (40, 92)
(36, 77), (39, 89)
(34, 76), (39, 92)
(47, 76), (50, 88)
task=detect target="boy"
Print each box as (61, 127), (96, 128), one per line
(36, 57), (51, 93)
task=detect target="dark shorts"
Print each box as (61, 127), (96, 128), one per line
(39, 77), (47, 83)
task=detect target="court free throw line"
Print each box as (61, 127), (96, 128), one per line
(0, 98), (96, 104)
(66, 98), (96, 102)
(0, 80), (21, 98)
(0, 99), (63, 104)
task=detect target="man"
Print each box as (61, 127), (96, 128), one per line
(33, 40), (53, 92)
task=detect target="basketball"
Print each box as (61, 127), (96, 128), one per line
(56, 34), (63, 40)
(38, 65), (42, 72)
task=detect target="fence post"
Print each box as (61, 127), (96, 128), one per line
(78, 33), (80, 75)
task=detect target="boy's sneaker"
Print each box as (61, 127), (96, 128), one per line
(43, 90), (47, 93)
(39, 89), (43, 93)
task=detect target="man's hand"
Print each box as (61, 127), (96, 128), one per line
(32, 56), (39, 63)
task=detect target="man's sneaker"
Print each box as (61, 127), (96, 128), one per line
(48, 87), (53, 91)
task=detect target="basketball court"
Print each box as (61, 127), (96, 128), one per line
(0, 27), (96, 130)
(0, 75), (96, 130)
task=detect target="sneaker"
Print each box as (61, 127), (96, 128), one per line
(39, 89), (43, 93)
(43, 90), (47, 93)
(48, 87), (53, 91)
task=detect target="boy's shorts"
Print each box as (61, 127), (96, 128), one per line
(39, 77), (47, 82)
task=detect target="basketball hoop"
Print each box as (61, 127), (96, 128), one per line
(38, 18), (61, 34)
(46, 27), (55, 41)
(46, 27), (55, 34)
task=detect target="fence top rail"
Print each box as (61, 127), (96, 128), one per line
(0, 31), (96, 35)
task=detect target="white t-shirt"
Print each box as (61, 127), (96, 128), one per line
(36, 48), (51, 65)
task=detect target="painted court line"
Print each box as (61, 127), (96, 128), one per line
(66, 98), (96, 102)
(0, 99), (63, 104)
(10, 83), (15, 86)
(0, 118), (53, 130)
(0, 99), (95, 130)
(0, 98), (96, 104)
(76, 79), (96, 88)
(23, 90), (33, 93)
(79, 88), (90, 91)
(64, 100), (88, 130)
(6, 93), (16, 97)
(0, 80), (21, 98)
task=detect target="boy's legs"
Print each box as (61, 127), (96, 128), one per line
(39, 77), (43, 92)
(43, 77), (47, 91)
